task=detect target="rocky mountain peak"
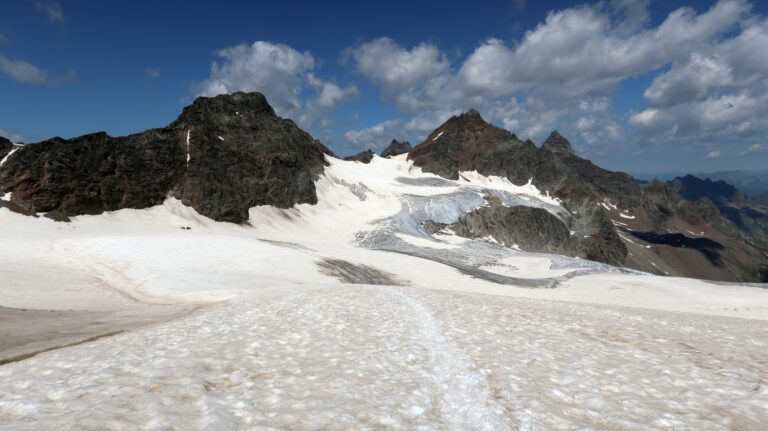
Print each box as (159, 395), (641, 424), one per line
(171, 92), (276, 128)
(542, 131), (575, 156)
(380, 139), (412, 158)
(0, 136), (12, 159)
(446, 108), (489, 130)
(0, 91), (326, 224)
(670, 174), (745, 206)
(343, 149), (375, 164)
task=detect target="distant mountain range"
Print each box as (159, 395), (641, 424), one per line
(634, 170), (768, 197)
(1, 92), (766, 282)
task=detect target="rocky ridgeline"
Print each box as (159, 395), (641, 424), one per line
(343, 149), (374, 164)
(407, 109), (629, 266)
(342, 139), (412, 163)
(0, 92), (327, 223)
(1, 94), (765, 281)
(380, 139), (412, 158)
(409, 110), (768, 282)
(0, 136), (12, 159)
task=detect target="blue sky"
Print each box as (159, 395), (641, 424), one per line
(1, 0), (767, 173)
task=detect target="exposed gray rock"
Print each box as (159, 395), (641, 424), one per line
(343, 149), (375, 164)
(452, 205), (578, 256)
(170, 92), (327, 223)
(0, 92), (327, 224)
(408, 109), (768, 281)
(407, 111), (628, 266)
(380, 139), (412, 158)
(541, 131), (575, 156)
(0, 137), (12, 160)
(317, 258), (401, 285)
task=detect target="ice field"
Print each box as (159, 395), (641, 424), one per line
(1, 155), (767, 429)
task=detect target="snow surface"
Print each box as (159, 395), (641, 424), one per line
(185, 130), (191, 165)
(0, 145), (20, 167)
(1, 154), (768, 429)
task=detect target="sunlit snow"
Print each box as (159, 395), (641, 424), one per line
(1, 154), (767, 429)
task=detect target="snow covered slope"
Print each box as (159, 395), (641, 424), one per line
(1, 154), (767, 429)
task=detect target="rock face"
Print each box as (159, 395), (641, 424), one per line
(380, 139), (412, 158)
(541, 131), (575, 156)
(343, 149), (375, 164)
(0, 137), (12, 160)
(755, 190), (768, 206)
(670, 174), (768, 252)
(0, 92), (328, 223)
(453, 205), (578, 256)
(409, 109), (768, 282)
(408, 110), (629, 266)
(670, 175), (747, 206)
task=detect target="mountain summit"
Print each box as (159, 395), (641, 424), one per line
(1, 99), (766, 282)
(409, 109), (768, 282)
(0, 92), (327, 223)
(541, 131), (575, 156)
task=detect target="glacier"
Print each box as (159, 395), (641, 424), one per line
(1, 154), (767, 430)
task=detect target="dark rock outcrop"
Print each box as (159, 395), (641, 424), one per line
(0, 137), (12, 160)
(541, 131), (575, 156)
(380, 139), (412, 158)
(0, 92), (328, 223)
(670, 175), (747, 207)
(409, 110), (768, 281)
(453, 206), (578, 256)
(670, 174), (768, 251)
(408, 112), (629, 266)
(343, 149), (375, 164)
(755, 190), (768, 206)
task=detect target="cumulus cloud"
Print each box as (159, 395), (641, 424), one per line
(0, 54), (47, 84)
(740, 143), (764, 155)
(704, 150), (722, 159)
(344, 109), (458, 149)
(345, 120), (404, 148)
(345, 37), (449, 112)
(631, 13), (768, 150)
(344, 0), (761, 157)
(0, 129), (24, 143)
(35, 1), (64, 23)
(197, 41), (356, 128)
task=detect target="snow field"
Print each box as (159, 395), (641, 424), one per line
(1, 285), (766, 430)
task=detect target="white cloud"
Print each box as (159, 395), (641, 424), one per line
(704, 150), (722, 159)
(145, 67), (160, 79)
(740, 143), (763, 155)
(344, 107), (460, 149)
(198, 41), (316, 115)
(347, 38), (447, 94)
(0, 54), (47, 84)
(344, 1), (760, 157)
(197, 41), (356, 128)
(35, 1), (64, 23)
(631, 14), (768, 150)
(344, 119), (404, 149)
(0, 129), (24, 143)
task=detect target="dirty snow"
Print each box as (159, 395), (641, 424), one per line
(1, 154), (768, 429)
